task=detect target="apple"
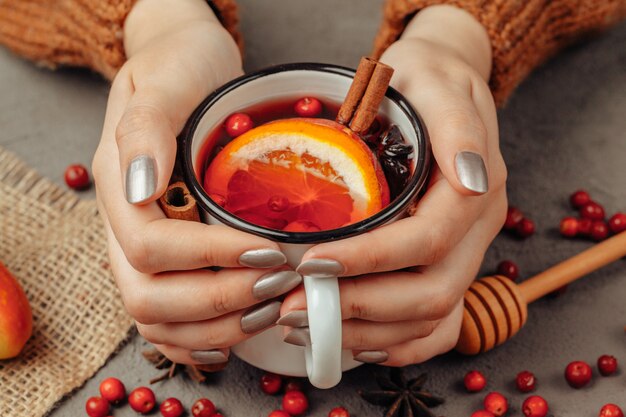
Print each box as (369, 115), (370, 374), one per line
(0, 261), (33, 359)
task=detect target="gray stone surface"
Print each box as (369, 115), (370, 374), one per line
(1, 1), (625, 416)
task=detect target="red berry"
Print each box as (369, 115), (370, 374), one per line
(578, 218), (593, 236)
(328, 406), (350, 417)
(260, 372), (283, 395)
(608, 213), (626, 234)
(483, 392), (508, 417)
(99, 377), (126, 403)
(268, 411), (291, 417)
(464, 370), (487, 392)
(225, 113), (253, 137)
(64, 164), (90, 190)
(160, 398), (184, 417)
(560, 217), (579, 238)
(516, 218), (535, 238)
(597, 354), (618, 376)
(504, 206), (524, 230)
(471, 411), (496, 417)
(570, 190), (591, 208)
(85, 397), (110, 417)
(294, 97), (323, 117)
(496, 260), (519, 281)
(600, 404), (624, 417)
(284, 379), (305, 392)
(565, 360), (592, 388)
(191, 398), (217, 417)
(282, 391), (308, 416)
(522, 395), (549, 417)
(591, 221), (609, 241)
(580, 202), (605, 220)
(128, 387), (156, 414)
(515, 370), (536, 393)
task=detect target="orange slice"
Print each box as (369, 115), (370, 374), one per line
(203, 118), (389, 231)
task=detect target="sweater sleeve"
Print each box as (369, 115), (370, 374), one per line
(372, 0), (626, 105)
(0, 0), (241, 81)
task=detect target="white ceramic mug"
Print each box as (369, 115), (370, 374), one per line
(180, 63), (430, 389)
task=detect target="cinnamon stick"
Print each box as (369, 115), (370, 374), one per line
(336, 57), (377, 126)
(349, 61), (394, 134)
(158, 181), (201, 222)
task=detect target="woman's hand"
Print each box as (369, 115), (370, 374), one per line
(279, 5), (507, 366)
(93, 0), (300, 366)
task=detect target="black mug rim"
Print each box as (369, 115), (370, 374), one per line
(181, 62), (431, 244)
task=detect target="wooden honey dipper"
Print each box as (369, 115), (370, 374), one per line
(456, 231), (626, 355)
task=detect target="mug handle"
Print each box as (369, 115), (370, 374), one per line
(303, 274), (342, 389)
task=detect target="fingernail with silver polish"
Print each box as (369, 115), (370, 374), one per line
(297, 259), (345, 278)
(455, 151), (488, 194)
(354, 350), (389, 364)
(190, 349), (228, 364)
(276, 310), (309, 328)
(239, 249), (287, 268)
(284, 327), (311, 347)
(252, 270), (302, 301)
(125, 155), (157, 204)
(241, 300), (282, 334)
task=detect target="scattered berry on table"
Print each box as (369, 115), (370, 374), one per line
(600, 404), (624, 417)
(268, 411), (291, 417)
(64, 164), (90, 190)
(578, 218), (593, 237)
(99, 377), (126, 403)
(580, 201), (605, 220)
(483, 392), (508, 417)
(516, 218), (535, 238)
(464, 370), (487, 392)
(522, 395), (549, 417)
(496, 260), (519, 281)
(225, 113), (253, 137)
(282, 391), (309, 416)
(128, 387), (156, 414)
(85, 397), (110, 417)
(294, 97), (323, 117)
(260, 372), (283, 395)
(191, 398), (217, 417)
(608, 213), (626, 234)
(564, 360), (592, 388)
(160, 398), (184, 417)
(284, 379), (305, 392)
(570, 190), (591, 208)
(590, 221), (610, 241)
(560, 217), (579, 238)
(328, 406), (350, 417)
(471, 411), (495, 417)
(597, 354), (618, 376)
(515, 370), (536, 393)
(504, 206), (524, 230)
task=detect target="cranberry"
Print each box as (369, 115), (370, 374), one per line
(516, 370), (536, 393)
(516, 218), (535, 238)
(260, 372), (283, 395)
(128, 387), (156, 414)
(496, 260), (519, 281)
(608, 213), (626, 234)
(483, 392), (508, 417)
(578, 218), (593, 237)
(85, 397), (110, 417)
(597, 354), (618, 376)
(522, 395), (549, 417)
(329, 406), (350, 417)
(504, 206), (524, 230)
(464, 370), (487, 392)
(64, 164), (90, 190)
(471, 412), (495, 417)
(160, 398), (184, 417)
(560, 217), (579, 238)
(565, 360), (592, 388)
(600, 404), (624, 417)
(225, 113), (253, 137)
(294, 97), (323, 117)
(99, 377), (125, 404)
(282, 391), (308, 416)
(591, 221), (609, 241)
(191, 398), (216, 417)
(268, 411), (291, 417)
(570, 190), (591, 208)
(580, 201), (605, 220)
(284, 379), (305, 392)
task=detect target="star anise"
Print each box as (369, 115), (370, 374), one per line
(359, 368), (444, 417)
(142, 349), (226, 384)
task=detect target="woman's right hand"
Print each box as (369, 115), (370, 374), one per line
(92, 0), (301, 366)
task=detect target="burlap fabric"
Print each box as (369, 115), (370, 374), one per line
(0, 146), (133, 417)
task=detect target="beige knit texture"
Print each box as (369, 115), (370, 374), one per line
(0, 146), (133, 417)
